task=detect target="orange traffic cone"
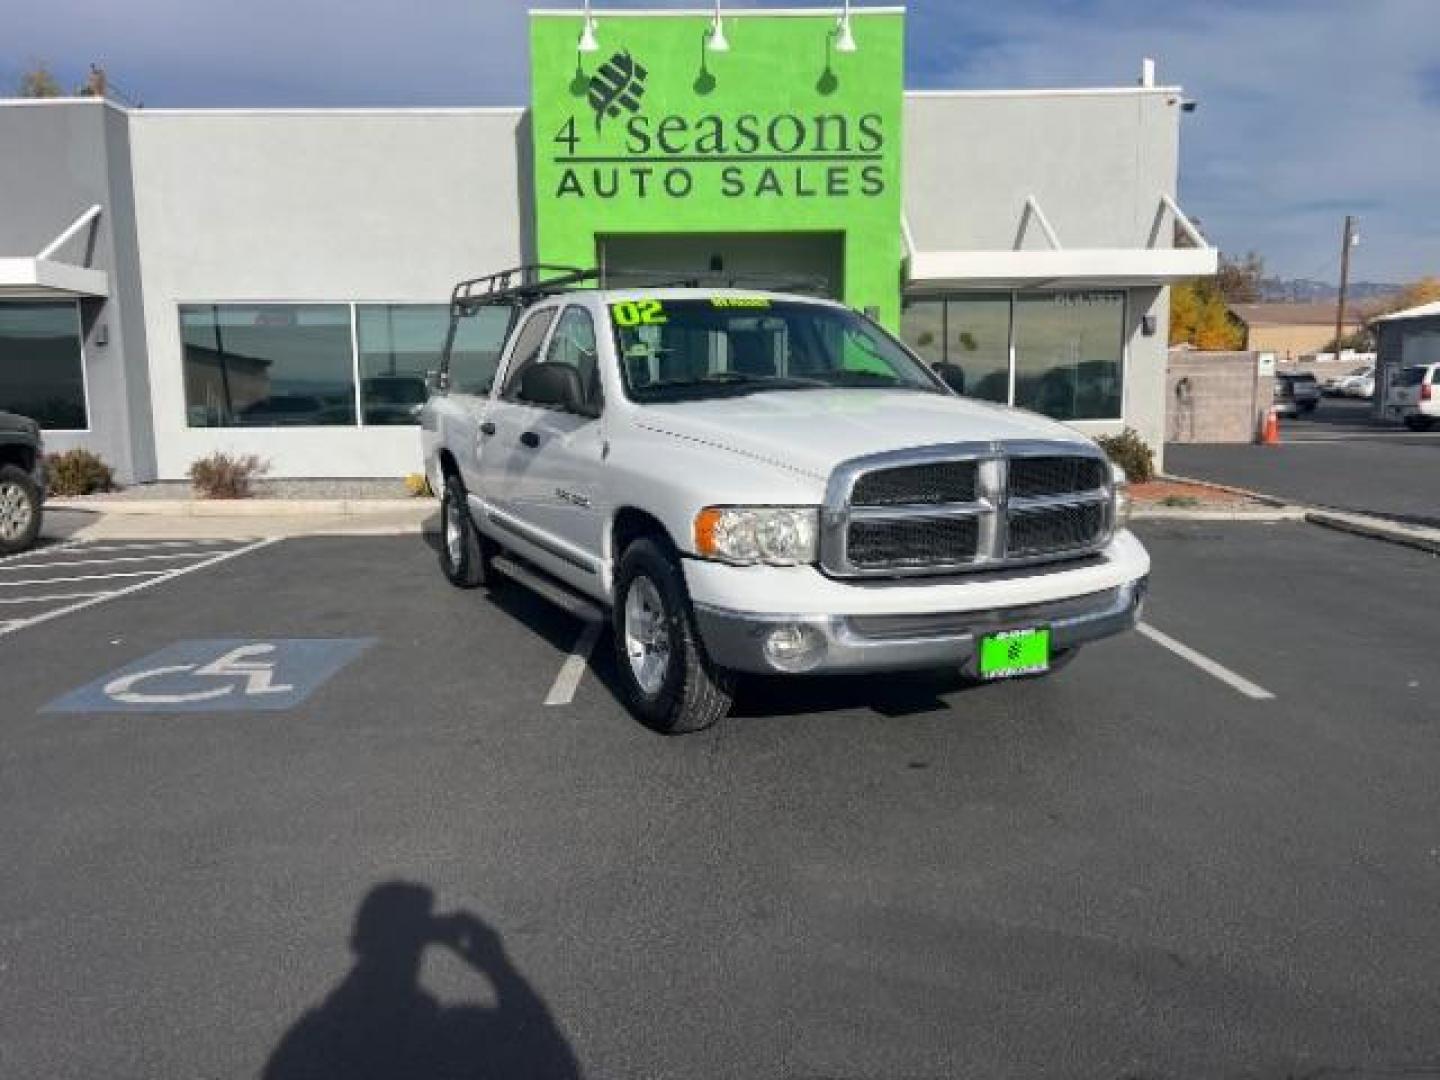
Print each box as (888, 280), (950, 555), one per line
(1260, 407), (1280, 446)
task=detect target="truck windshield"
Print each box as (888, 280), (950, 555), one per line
(608, 298), (943, 402)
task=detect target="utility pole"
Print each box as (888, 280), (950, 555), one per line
(1332, 215), (1356, 362)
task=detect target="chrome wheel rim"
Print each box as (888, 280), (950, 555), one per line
(0, 482), (32, 541)
(444, 494), (464, 566)
(623, 575), (672, 697)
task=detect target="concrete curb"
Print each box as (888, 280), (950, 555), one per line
(1132, 506), (1306, 522)
(47, 497), (434, 517)
(1304, 510), (1440, 556)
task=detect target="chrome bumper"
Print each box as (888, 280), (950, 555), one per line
(694, 576), (1147, 675)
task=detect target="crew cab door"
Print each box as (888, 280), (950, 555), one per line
(479, 304), (607, 595)
(420, 305), (514, 496)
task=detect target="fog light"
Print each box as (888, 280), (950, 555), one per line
(763, 622), (825, 672)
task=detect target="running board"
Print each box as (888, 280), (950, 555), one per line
(492, 554), (606, 624)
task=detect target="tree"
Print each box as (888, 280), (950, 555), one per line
(1215, 251), (1265, 303)
(1170, 277), (1245, 350)
(1391, 276), (1440, 311)
(17, 61), (63, 98)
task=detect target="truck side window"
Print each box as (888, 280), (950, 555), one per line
(498, 308), (557, 400)
(541, 306), (603, 413)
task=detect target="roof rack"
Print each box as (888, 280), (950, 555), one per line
(449, 264), (834, 315)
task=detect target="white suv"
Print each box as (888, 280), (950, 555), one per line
(421, 268), (1150, 733)
(1385, 363), (1440, 431)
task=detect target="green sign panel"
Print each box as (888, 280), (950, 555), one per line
(530, 11), (905, 326)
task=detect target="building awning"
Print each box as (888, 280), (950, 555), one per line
(0, 205), (110, 299)
(904, 194), (1218, 291)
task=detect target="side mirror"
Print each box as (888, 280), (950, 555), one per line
(933, 361), (966, 396)
(518, 363), (591, 415)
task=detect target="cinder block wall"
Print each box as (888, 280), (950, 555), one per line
(1166, 351), (1269, 444)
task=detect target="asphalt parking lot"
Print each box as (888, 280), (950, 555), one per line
(1169, 397), (1440, 526)
(1, 521), (1437, 1079)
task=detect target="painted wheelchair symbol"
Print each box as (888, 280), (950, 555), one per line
(103, 643), (296, 705)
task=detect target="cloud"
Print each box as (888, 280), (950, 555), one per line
(5, 0), (1437, 280)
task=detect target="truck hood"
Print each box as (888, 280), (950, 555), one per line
(634, 389), (1088, 479)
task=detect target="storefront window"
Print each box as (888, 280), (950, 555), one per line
(0, 301), (88, 429)
(899, 299), (944, 365)
(1013, 292), (1125, 420)
(356, 305), (443, 425)
(945, 295), (1011, 403)
(180, 304), (355, 427)
(447, 307), (515, 398)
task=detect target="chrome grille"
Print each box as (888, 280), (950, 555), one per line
(822, 441), (1114, 577)
(851, 461), (978, 506)
(1010, 456), (1108, 499)
(847, 515), (980, 569)
(1006, 501), (1108, 557)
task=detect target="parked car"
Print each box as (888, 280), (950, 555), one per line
(0, 410), (46, 555)
(1274, 371), (1321, 416)
(1385, 363), (1440, 431)
(422, 267), (1149, 733)
(1322, 365), (1375, 399)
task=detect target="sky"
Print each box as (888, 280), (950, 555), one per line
(5, 0), (1438, 283)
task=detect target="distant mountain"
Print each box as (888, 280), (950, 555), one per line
(1258, 277), (1401, 303)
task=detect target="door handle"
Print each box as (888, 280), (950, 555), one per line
(519, 431), (540, 449)
(479, 421), (496, 436)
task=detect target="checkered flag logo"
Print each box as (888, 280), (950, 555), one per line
(1007, 638), (1024, 664)
(588, 50), (648, 132)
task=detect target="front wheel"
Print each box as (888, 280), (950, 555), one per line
(613, 538), (733, 734)
(0, 465), (42, 556)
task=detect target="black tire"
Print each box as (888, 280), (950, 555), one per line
(0, 464), (42, 557)
(1404, 416), (1435, 432)
(438, 473), (492, 589)
(613, 537), (733, 734)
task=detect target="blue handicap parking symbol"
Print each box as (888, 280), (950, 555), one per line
(43, 638), (376, 713)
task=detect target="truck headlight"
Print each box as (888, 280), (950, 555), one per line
(694, 506), (818, 566)
(1111, 464), (1132, 531)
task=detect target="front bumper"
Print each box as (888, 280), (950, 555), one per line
(694, 574), (1147, 675)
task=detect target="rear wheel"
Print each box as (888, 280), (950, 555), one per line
(0, 465), (41, 556)
(439, 473), (494, 588)
(613, 537), (733, 734)
(1404, 416), (1435, 431)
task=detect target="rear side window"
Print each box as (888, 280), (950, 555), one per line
(1396, 367), (1426, 388)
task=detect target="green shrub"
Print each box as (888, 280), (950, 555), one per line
(188, 452), (269, 499)
(1095, 429), (1155, 483)
(45, 448), (115, 496)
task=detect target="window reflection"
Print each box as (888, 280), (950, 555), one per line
(181, 305), (355, 427)
(0, 301), (88, 429)
(1013, 292), (1124, 420)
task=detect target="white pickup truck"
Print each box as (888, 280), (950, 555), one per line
(421, 268), (1149, 733)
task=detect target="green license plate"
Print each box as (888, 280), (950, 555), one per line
(978, 627), (1051, 679)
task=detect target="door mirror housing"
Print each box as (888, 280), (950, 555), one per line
(933, 361), (967, 396)
(518, 363), (595, 416)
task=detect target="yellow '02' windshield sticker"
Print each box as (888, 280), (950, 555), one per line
(609, 300), (667, 327)
(710, 297), (771, 309)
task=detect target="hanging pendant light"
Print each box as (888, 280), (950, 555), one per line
(834, 0), (857, 53)
(707, 0), (730, 52)
(578, 0), (600, 53)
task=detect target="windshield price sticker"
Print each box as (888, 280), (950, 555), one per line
(710, 298), (771, 309)
(610, 300), (668, 327)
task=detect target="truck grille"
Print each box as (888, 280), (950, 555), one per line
(851, 461), (979, 506)
(847, 515), (981, 569)
(824, 442), (1113, 577)
(1006, 501), (1108, 557)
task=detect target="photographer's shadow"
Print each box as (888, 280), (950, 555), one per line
(263, 881), (580, 1079)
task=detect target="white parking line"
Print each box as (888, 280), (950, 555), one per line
(0, 551), (219, 571)
(544, 619), (603, 707)
(0, 591), (111, 605)
(0, 538), (281, 638)
(1137, 621), (1275, 701)
(0, 570), (168, 588)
